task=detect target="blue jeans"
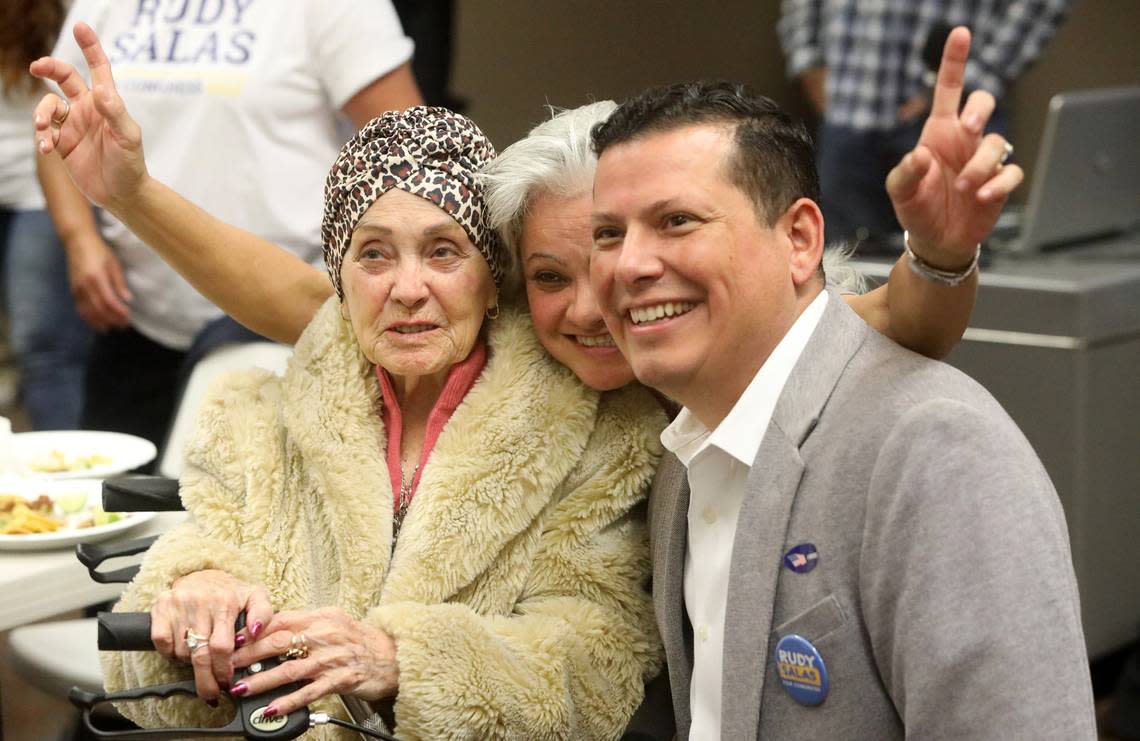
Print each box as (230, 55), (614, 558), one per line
(1, 207), (93, 429)
(817, 107), (1009, 250)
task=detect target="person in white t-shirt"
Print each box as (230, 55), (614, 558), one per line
(1, 0), (93, 430)
(38, 0), (422, 455)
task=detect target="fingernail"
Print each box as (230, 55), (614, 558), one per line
(965, 113), (981, 130)
(234, 634), (247, 647)
(955, 177), (969, 192)
(230, 682), (248, 697)
(206, 699), (219, 708)
(979, 187), (993, 200)
(262, 706), (278, 718)
(250, 621), (263, 638)
(38, 139), (47, 154)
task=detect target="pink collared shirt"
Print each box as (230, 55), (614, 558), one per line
(375, 342), (488, 511)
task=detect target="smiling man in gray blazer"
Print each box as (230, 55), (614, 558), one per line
(589, 28), (1096, 741)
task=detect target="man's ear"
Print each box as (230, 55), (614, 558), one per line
(780, 197), (825, 288)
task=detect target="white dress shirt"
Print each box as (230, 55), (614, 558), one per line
(661, 291), (828, 739)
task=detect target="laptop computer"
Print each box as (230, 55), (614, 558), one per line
(990, 85), (1140, 254)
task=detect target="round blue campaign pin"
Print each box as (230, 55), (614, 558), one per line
(775, 634), (829, 706)
(783, 543), (820, 574)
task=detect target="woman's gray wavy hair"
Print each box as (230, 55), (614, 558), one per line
(821, 243), (867, 294)
(480, 101), (618, 297)
(480, 100), (865, 296)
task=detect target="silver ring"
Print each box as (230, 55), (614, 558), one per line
(999, 140), (1014, 165)
(184, 628), (209, 652)
(51, 99), (70, 126)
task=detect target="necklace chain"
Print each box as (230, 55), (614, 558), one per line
(393, 463), (419, 542)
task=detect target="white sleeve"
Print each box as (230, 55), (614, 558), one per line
(304, 0), (415, 110)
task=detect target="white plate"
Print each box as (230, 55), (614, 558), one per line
(0, 478), (156, 551)
(11, 430), (157, 479)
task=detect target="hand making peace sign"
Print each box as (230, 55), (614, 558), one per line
(886, 26), (1024, 270)
(30, 22), (149, 212)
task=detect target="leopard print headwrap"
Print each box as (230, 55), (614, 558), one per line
(321, 106), (504, 299)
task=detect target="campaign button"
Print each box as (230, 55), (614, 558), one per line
(775, 634), (829, 706)
(783, 543), (820, 574)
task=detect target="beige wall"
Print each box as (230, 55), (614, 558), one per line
(451, 2), (795, 149)
(451, 0), (1139, 194)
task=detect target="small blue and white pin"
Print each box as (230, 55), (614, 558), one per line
(783, 543), (820, 574)
(775, 634), (829, 706)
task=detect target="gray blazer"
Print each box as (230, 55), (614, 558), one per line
(648, 290), (1096, 740)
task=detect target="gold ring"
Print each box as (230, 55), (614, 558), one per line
(283, 632), (309, 660)
(51, 99), (70, 126)
(184, 628), (209, 652)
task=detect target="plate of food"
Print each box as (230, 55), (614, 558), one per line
(0, 478), (156, 551)
(10, 430), (157, 479)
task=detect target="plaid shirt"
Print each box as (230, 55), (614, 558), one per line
(778, 0), (1071, 131)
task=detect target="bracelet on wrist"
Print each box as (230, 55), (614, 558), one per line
(903, 231), (980, 287)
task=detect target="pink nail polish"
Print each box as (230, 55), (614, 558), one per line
(230, 682), (249, 696)
(250, 621), (263, 638)
(262, 706), (278, 718)
(234, 634), (247, 647)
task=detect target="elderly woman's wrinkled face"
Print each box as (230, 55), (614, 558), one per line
(522, 191), (636, 392)
(341, 189), (497, 384)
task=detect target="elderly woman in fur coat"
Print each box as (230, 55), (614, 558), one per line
(88, 107), (666, 740)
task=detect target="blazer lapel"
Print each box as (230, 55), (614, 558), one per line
(720, 289), (869, 738)
(720, 427), (803, 738)
(648, 452), (693, 734)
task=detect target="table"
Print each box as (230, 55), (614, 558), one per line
(1, 511), (185, 632)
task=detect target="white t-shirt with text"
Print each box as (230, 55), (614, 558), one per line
(55, 0), (413, 348)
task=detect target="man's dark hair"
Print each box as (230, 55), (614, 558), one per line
(591, 80), (820, 225)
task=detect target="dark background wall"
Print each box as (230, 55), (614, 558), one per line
(450, 0), (1140, 200)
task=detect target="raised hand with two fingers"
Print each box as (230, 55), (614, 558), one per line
(886, 26), (1024, 271)
(30, 22), (149, 211)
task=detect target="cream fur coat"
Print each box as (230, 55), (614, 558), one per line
(102, 300), (666, 740)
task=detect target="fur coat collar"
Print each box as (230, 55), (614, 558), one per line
(275, 298), (602, 614)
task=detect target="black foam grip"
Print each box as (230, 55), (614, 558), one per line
(97, 612), (154, 651)
(102, 476), (184, 512)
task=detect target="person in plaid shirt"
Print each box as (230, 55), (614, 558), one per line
(778, 0), (1070, 247)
